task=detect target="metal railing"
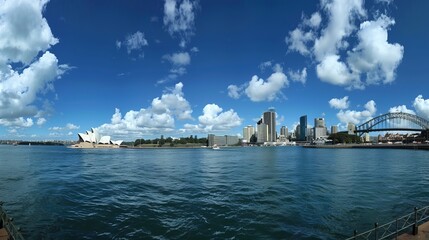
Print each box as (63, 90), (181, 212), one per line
(346, 205), (429, 240)
(0, 201), (25, 240)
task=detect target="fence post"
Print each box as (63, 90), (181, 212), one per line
(374, 222), (378, 240)
(353, 230), (357, 240)
(413, 207), (419, 235)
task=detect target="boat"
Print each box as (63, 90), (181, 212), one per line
(212, 144), (220, 150)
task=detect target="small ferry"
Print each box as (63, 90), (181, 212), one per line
(212, 144), (220, 150)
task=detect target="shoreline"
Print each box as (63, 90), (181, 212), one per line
(303, 143), (429, 150)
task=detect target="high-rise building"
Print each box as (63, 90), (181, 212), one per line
(314, 117), (327, 139)
(299, 115), (307, 141)
(314, 117), (325, 128)
(331, 125), (338, 134)
(243, 125), (255, 143)
(263, 108), (276, 142)
(257, 123), (268, 143)
(208, 134), (239, 146)
(280, 126), (287, 136)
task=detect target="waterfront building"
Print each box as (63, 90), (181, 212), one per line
(331, 125), (338, 134)
(263, 108), (276, 142)
(257, 123), (268, 143)
(299, 115), (307, 141)
(313, 117), (327, 139)
(73, 128), (123, 148)
(242, 125), (255, 143)
(347, 122), (356, 135)
(295, 124), (300, 140)
(280, 126), (287, 136)
(208, 134), (239, 146)
(315, 117), (325, 128)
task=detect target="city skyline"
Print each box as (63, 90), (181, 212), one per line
(1, 0), (429, 141)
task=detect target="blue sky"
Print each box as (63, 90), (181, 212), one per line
(1, 0), (429, 141)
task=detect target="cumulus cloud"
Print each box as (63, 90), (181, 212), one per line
(0, 0), (67, 128)
(329, 96), (350, 110)
(163, 0), (197, 47)
(286, 0), (404, 90)
(98, 82), (193, 139)
(198, 104), (242, 131)
(245, 66), (288, 102)
(288, 67), (307, 84)
(336, 100), (376, 124)
(413, 95), (429, 120)
(389, 105), (415, 115)
(347, 15), (404, 85)
(181, 104), (242, 133)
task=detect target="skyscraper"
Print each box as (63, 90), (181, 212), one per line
(314, 117), (327, 139)
(331, 125), (338, 134)
(257, 123), (268, 143)
(263, 108), (276, 142)
(299, 115), (307, 141)
(243, 125), (255, 143)
(280, 126), (287, 136)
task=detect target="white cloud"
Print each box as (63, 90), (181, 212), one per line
(163, 0), (196, 46)
(151, 82), (193, 120)
(49, 123), (80, 131)
(347, 15), (404, 85)
(0, 0), (66, 128)
(125, 31), (148, 53)
(413, 95), (429, 120)
(0, 117), (33, 127)
(307, 12), (322, 28)
(159, 52), (191, 85)
(0, 0), (59, 65)
(36, 117), (46, 125)
(336, 100), (376, 124)
(329, 96), (350, 110)
(182, 104), (242, 133)
(314, 0), (366, 61)
(163, 52), (191, 66)
(98, 82), (193, 139)
(227, 85), (241, 99)
(316, 55), (362, 89)
(288, 67), (307, 84)
(286, 0), (403, 90)
(117, 31), (148, 55)
(286, 28), (314, 55)
(389, 105), (415, 115)
(66, 123), (80, 130)
(245, 67), (289, 102)
(259, 61), (273, 71)
(190, 47), (199, 52)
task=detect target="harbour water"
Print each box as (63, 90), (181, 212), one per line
(0, 145), (428, 239)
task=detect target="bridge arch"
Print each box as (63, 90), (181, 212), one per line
(355, 112), (429, 136)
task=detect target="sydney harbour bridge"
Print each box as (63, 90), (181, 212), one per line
(354, 112), (429, 137)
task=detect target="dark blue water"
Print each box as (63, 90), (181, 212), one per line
(0, 145), (428, 239)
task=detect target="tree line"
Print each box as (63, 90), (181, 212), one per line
(134, 135), (208, 147)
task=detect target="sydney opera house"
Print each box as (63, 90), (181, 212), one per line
(70, 128), (123, 148)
